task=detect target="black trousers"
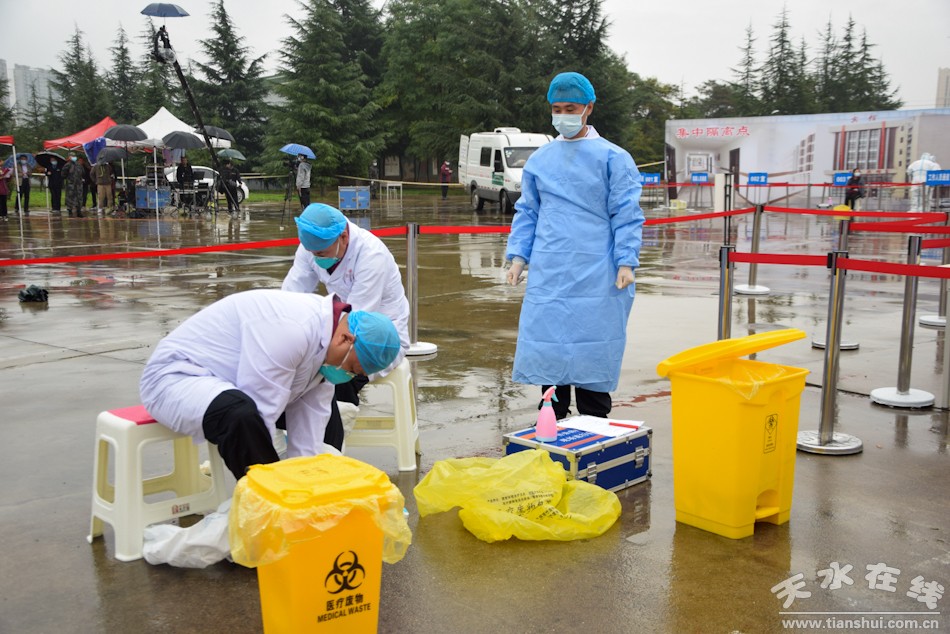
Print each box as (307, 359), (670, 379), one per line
(540, 385), (612, 420)
(323, 375), (369, 450)
(201, 389), (279, 480)
(50, 184), (62, 211)
(16, 179), (30, 213)
(298, 187), (311, 211)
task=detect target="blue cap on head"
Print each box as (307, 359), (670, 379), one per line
(348, 311), (400, 375)
(295, 203), (347, 251)
(546, 72), (596, 105)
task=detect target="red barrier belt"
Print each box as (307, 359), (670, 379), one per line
(849, 222), (950, 234)
(763, 206), (946, 222)
(838, 258), (950, 279)
(922, 238), (950, 250)
(729, 252), (827, 267)
(371, 226), (409, 237)
(645, 208), (755, 226)
(0, 237), (300, 267)
(418, 225), (509, 234)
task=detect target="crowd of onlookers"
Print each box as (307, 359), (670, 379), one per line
(1, 152), (120, 220)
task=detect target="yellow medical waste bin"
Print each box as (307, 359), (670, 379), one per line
(229, 454), (412, 634)
(656, 329), (808, 539)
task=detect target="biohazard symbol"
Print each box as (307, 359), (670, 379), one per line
(325, 551), (366, 594)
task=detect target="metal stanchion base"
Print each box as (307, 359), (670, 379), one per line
(796, 430), (863, 454)
(869, 387), (935, 408)
(407, 341), (438, 356)
(918, 314), (946, 328)
(734, 284), (770, 295)
(811, 338), (860, 350)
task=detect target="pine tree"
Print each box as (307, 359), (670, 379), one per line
(107, 26), (140, 123)
(49, 28), (111, 132)
(271, 0), (385, 182)
(0, 77), (14, 132)
(135, 20), (176, 118)
(191, 0), (269, 169)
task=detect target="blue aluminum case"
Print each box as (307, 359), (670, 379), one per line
(503, 424), (652, 492)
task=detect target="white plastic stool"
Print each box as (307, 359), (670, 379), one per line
(88, 405), (230, 561)
(346, 359), (420, 471)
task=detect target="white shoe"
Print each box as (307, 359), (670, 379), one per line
(338, 402), (360, 436)
(273, 428), (288, 460)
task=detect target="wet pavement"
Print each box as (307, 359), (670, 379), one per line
(0, 198), (947, 633)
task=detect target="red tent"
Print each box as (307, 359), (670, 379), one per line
(43, 117), (118, 150)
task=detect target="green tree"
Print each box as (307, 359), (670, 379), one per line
(135, 20), (176, 118)
(270, 0), (385, 183)
(379, 0), (506, 161)
(49, 28), (111, 132)
(626, 74), (680, 165)
(731, 24), (763, 115)
(191, 0), (269, 169)
(107, 26), (140, 123)
(758, 8), (809, 114)
(0, 77), (14, 132)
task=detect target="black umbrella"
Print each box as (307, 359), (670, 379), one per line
(162, 130), (205, 150)
(35, 151), (65, 170)
(97, 147), (130, 163)
(199, 125), (235, 142)
(141, 3), (189, 17)
(104, 124), (148, 143)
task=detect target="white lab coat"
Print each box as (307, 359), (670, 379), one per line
(140, 289), (335, 457)
(282, 221), (410, 368)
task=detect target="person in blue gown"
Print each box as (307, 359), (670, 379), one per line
(505, 71), (644, 420)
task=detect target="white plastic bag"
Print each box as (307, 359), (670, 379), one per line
(143, 499), (232, 568)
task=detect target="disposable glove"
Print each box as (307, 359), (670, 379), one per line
(615, 265), (635, 290)
(506, 257), (526, 286)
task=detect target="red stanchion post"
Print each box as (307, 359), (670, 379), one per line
(797, 250), (863, 455)
(735, 204), (769, 295)
(870, 235), (934, 408)
(718, 245), (735, 340)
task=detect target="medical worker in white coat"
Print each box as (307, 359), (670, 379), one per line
(505, 71), (644, 420)
(283, 203), (410, 449)
(907, 152), (940, 212)
(140, 289), (401, 480)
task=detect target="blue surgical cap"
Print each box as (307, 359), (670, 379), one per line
(547, 72), (596, 105)
(295, 203), (347, 251)
(348, 311), (401, 375)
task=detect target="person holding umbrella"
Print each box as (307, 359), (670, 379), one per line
(220, 159), (242, 213)
(37, 153), (65, 213)
(296, 153), (311, 212)
(15, 154), (32, 216)
(62, 152), (86, 217)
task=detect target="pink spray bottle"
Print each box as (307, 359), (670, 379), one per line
(535, 386), (559, 442)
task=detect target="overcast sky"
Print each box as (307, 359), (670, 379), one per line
(1, 0), (947, 110)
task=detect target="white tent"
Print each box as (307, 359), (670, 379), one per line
(135, 106), (231, 154)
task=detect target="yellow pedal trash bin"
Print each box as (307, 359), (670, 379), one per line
(656, 329), (809, 539)
(229, 454), (412, 634)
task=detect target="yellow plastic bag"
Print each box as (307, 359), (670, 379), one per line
(413, 449), (621, 543)
(229, 455), (412, 567)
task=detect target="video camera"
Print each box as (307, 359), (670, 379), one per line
(285, 156), (299, 174)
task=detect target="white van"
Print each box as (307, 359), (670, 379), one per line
(458, 128), (552, 212)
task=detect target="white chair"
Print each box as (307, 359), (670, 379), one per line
(345, 359), (420, 471)
(88, 405), (230, 562)
(385, 181), (403, 202)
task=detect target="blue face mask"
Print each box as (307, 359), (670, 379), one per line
(314, 255), (340, 269)
(319, 343), (356, 384)
(313, 238), (342, 269)
(319, 364), (355, 384)
(552, 113), (584, 138)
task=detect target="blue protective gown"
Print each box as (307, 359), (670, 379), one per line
(505, 128), (644, 392)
